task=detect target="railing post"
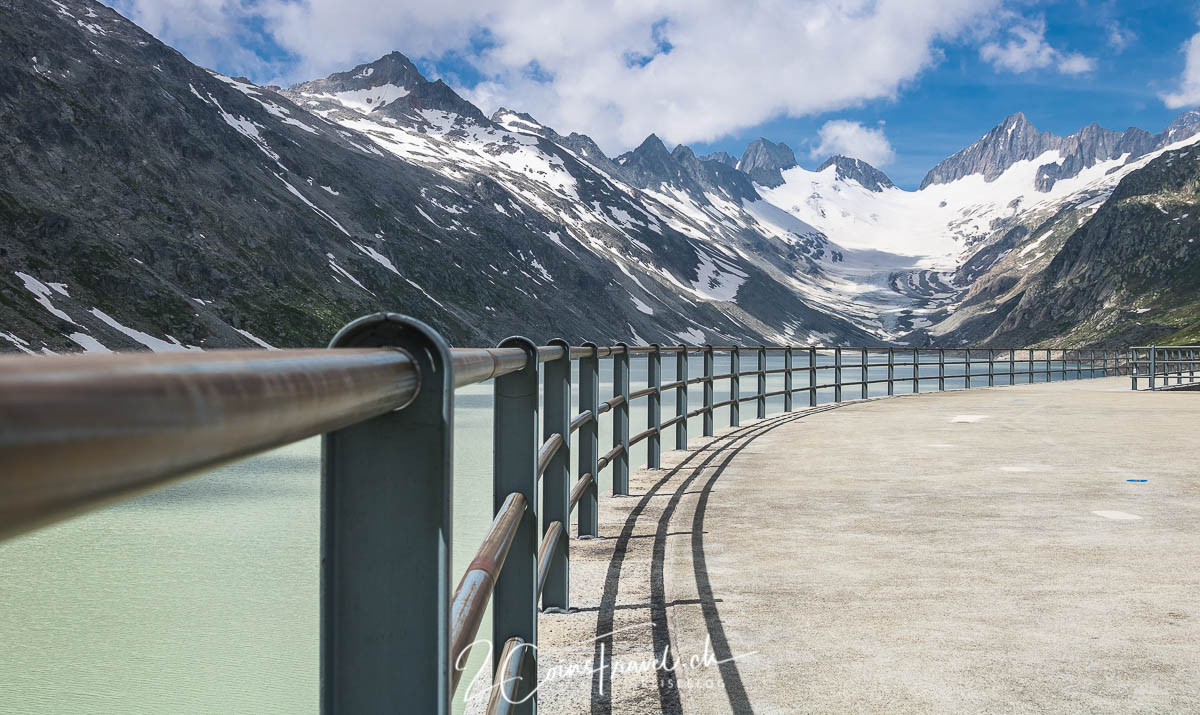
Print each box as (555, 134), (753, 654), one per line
(1046, 349), (1052, 382)
(1149, 345), (1157, 391)
(785, 347), (794, 411)
(988, 349), (995, 387)
(860, 348), (868, 400)
(1028, 349), (1035, 384)
(492, 335), (539, 711)
(887, 347), (894, 396)
(676, 348), (688, 450)
(965, 349), (972, 389)
(1089, 349), (1095, 378)
(647, 344), (662, 469)
(834, 347), (843, 403)
(613, 343), (630, 495)
(730, 346), (740, 427)
(542, 339), (571, 613)
(322, 314), (454, 714)
(1008, 349), (1015, 385)
(809, 347), (817, 407)
(578, 343), (599, 538)
(938, 348), (945, 391)
(703, 345), (714, 437)
(757, 346), (767, 419)
(913, 348), (920, 393)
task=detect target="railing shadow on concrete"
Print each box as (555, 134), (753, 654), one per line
(1130, 345), (1200, 391)
(0, 312), (1130, 714)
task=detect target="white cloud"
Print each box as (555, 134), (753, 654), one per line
(980, 17), (1095, 75)
(1106, 22), (1135, 52)
(109, 0), (1004, 154)
(1056, 53), (1097, 75)
(1160, 31), (1200, 109)
(810, 120), (895, 167)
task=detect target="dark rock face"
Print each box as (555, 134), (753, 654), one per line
(943, 146), (1200, 346)
(490, 108), (625, 176)
(920, 113), (1055, 188)
(611, 137), (759, 203)
(0, 0), (876, 353)
(616, 134), (687, 188)
(737, 138), (798, 188)
(1165, 109), (1200, 143)
(287, 52), (487, 125)
(921, 111), (1200, 192)
(816, 155), (896, 192)
(288, 51), (424, 105)
(699, 151), (737, 167)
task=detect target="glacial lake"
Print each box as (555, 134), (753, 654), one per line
(0, 352), (1082, 713)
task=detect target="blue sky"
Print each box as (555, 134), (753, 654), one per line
(112, 0), (1200, 189)
(687, 0), (1200, 187)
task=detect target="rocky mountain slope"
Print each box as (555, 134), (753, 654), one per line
(1, 0), (878, 353)
(919, 111), (1200, 191)
(942, 144), (1200, 346)
(2, 0), (1198, 354)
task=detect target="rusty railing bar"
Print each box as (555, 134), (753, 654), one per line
(485, 637), (527, 715)
(450, 492), (527, 693)
(536, 433), (564, 477)
(569, 472), (593, 511)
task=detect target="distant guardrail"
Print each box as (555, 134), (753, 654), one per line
(0, 314), (1129, 713)
(1130, 345), (1200, 390)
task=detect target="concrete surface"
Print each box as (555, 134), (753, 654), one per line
(528, 377), (1200, 713)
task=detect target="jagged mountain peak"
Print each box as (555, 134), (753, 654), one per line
(671, 144), (698, 162)
(290, 51), (424, 98)
(285, 52), (488, 125)
(700, 151), (737, 167)
(738, 138), (798, 188)
(636, 133), (670, 153)
(1166, 109), (1200, 141)
(491, 107), (545, 133)
(921, 109), (1200, 192)
(815, 155), (895, 192)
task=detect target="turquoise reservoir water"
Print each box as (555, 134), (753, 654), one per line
(0, 353), (1081, 712)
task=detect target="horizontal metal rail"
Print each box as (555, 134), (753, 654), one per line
(628, 385), (657, 401)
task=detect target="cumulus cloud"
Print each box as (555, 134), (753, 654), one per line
(810, 120), (895, 167)
(1160, 31), (1200, 109)
(110, 0), (1004, 154)
(980, 17), (1095, 75)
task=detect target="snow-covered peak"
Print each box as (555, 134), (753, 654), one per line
(492, 107), (548, 136)
(815, 155), (895, 192)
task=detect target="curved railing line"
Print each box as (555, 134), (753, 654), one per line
(0, 316), (1132, 712)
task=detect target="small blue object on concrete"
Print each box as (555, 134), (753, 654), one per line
(1127, 479), (1148, 482)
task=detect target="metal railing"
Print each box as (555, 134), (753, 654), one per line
(1130, 345), (1200, 390)
(0, 313), (1129, 713)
